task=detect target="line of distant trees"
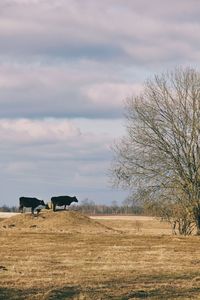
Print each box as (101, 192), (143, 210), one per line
(0, 198), (144, 215)
(76, 199), (143, 215)
(0, 205), (19, 212)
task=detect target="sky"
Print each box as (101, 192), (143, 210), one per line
(1, 0), (200, 207)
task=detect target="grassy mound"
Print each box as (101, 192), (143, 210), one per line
(0, 210), (113, 233)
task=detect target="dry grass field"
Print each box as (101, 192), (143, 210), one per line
(0, 211), (200, 299)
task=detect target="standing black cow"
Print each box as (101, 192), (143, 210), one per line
(51, 195), (78, 212)
(19, 197), (46, 214)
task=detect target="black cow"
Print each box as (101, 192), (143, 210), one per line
(51, 195), (78, 212)
(19, 197), (47, 214)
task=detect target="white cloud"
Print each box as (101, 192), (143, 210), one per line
(83, 83), (142, 108)
(0, 1), (199, 119)
(0, 0), (199, 66)
(0, 117), (126, 205)
(0, 61), (137, 118)
(0, 117), (121, 170)
(0, 118), (80, 143)
(5, 161), (36, 173)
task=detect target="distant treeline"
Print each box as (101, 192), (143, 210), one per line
(76, 199), (143, 215)
(0, 199), (144, 215)
(0, 205), (18, 212)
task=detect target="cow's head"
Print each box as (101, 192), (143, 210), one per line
(40, 200), (46, 206)
(73, 196), (78, 203)
(45, 203), (50, 210)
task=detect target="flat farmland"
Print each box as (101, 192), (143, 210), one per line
(0, 212), (200, 299)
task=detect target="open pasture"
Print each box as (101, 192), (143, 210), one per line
(0, 212), (200, 299)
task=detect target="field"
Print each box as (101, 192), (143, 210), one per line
(0, 212), (200, 299)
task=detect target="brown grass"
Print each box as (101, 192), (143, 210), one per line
(0, 212), (200, 299)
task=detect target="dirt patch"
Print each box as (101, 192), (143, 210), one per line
(0, 211), (114, 233)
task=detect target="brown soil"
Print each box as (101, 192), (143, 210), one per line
(0, 210), (113, 233)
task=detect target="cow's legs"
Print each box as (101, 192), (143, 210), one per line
(19, 205), (23, 213)
(31, 207), (35, 214)
(53, 203), (56, 212)
(64, 205), (66, 210)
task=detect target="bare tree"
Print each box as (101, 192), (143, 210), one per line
(145, 200), (195, 235)
(112, 67), (200, 234)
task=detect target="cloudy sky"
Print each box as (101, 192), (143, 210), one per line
(1, 0), (200, 207)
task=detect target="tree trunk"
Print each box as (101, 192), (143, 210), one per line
(195, 215), (200, 235)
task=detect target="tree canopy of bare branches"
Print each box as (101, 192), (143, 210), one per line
(111, 67), (200, 234)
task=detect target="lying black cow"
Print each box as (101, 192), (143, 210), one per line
(51, 195), (78, 212)
(19, 197), (47, 214)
